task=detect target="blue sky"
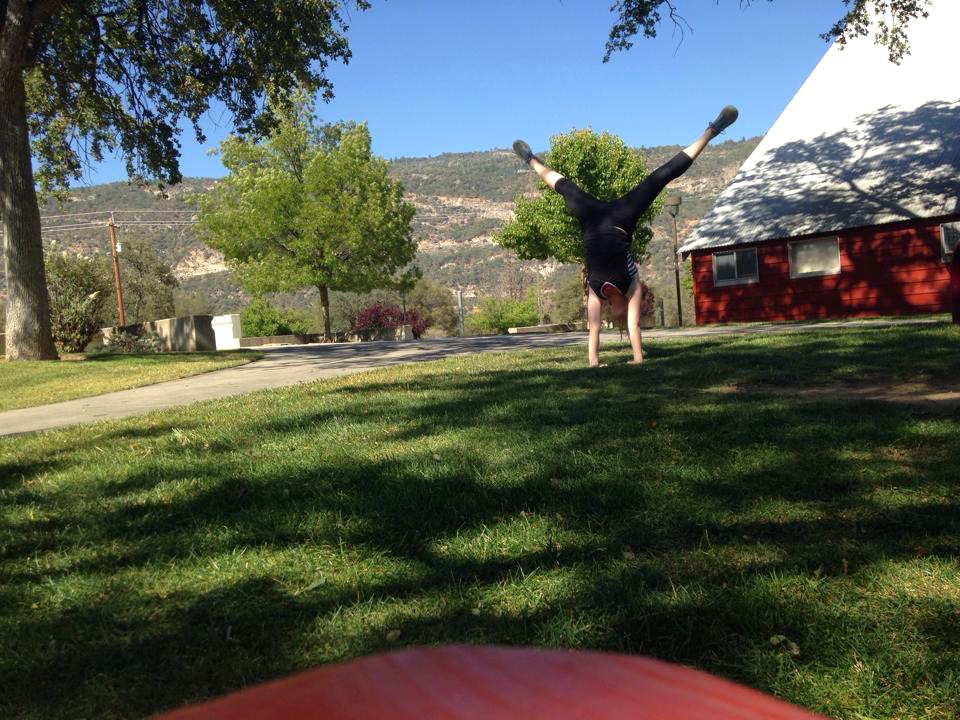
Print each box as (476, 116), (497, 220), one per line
(82, 0), (847, 184)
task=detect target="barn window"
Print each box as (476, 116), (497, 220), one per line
(789, 237), (841, 278)
(941, 222), (960, 260)
(713, 247), (758, 286)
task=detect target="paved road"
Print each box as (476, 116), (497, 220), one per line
(0, 316), (942, 437)
(0, 333), (586, 436)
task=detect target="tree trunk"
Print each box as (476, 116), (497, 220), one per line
(318, 284), (332, 341)
(0, 62), (58, 359)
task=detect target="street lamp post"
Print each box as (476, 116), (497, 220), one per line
(107, 212), (126, 327)
(664, 195), (683, 327)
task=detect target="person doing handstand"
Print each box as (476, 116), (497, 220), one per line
(513, 106), (738, 367)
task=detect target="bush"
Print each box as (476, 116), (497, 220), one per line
(549, 271), (586, 324)
(102, 330), (163, 354)
(353, 302), (430, 339)
(466, 294), (538, 335)
(408, 278), (459, 336)
(44, 247), (112, 353)
(241, 297), (309, 337)
(326, 289), (400, 335)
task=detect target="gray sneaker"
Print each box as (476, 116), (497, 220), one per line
(512, 140), (539, 164)
(708, 106), (739, 135)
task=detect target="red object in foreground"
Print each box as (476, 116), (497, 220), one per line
(155, 645), (825, 720)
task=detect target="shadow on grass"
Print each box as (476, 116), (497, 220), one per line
(2, 325), (959, 718)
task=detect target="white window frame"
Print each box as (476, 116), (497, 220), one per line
(940, 222), (960, 261)
(788, 237), (841, 279)
(712, 247), (759, 287)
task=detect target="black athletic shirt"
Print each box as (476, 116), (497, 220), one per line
(555, 179), (639, 298)
(553, 152), (693, 299)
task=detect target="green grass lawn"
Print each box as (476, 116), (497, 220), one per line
(1, 324), (959, 719)
(0, 350), (262, 412)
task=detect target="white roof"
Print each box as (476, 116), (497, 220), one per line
(680, 0), (960, 254)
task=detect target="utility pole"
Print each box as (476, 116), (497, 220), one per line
(456, 289), (465, 337)
(665, 196), (683, 327)
(107, 212), (126, 326)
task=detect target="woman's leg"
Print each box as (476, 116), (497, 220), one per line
(613, 106), (739, 225)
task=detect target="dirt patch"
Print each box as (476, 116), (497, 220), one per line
(746, 382), (960, 407)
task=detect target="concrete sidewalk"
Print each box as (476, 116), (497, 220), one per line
(0, 316), (943, 437)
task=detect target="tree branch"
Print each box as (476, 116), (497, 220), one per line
(27, 0), (66, 28)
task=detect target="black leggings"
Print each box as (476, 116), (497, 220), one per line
(556, 151), (693, 237)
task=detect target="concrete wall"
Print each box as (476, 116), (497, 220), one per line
(212, 314), (242, 350)
(104, 315), (217, 352)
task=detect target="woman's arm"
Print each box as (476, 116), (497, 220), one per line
(513, 140), (564, 191)
(625, 282), (644, 364)
(586, 287), (605, 367)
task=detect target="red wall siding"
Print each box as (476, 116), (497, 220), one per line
(691, 216), (959, 324)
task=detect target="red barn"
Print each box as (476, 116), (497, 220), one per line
(680, 2), (960, 324)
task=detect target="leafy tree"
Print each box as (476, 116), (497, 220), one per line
(496, 128), (660, 268)
(605, 1), (929, 64)
(173, 291), (213, 318)
(1, 1), (369, 360)
(44, 246), (111, 353)
(113, 237), (178, 325)
(195, 95), (416, 341)
(549, 272), (587, 324)
(408, 277), (459, 336)
(240, 297), (308, 338)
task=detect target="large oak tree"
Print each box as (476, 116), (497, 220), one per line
(0, 0), (368, 359)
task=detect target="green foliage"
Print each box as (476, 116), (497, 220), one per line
(102, 331), (163, 355)
(496, 129), (659, 266)
(21, 1), (369, 196)
(195, 93), (416, 338)
(116, 237), (178, 324)
(681, 257), (694, 293)
(241, 297), (309, 338)
(408, 277), (459, 336)
(466, 293), (539, 335)
(549, 271), (586, 324)
(44, 247), (112, 353)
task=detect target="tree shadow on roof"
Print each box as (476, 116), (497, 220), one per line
(690, 100), (960, 248)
